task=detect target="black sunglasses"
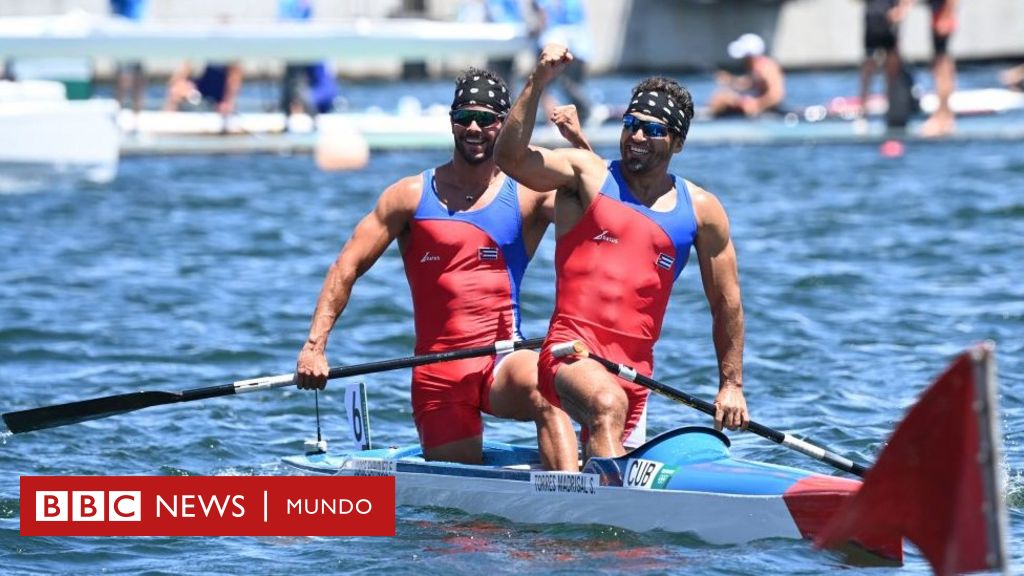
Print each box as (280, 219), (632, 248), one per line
(622, 114), (671, 138)
(450, 109), (503, 128)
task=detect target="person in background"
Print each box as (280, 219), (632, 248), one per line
(1000, 64), (1024, 92)
(279, 0), (339, 120)
(858, 0), (913, 119)
(531, 0), (592, 123)
(110, 0), (148, 115)
(295, 68), (592, 470)
(495, 44), (749, 468)
(708, 33), (786, 118)
(482, 0), (529, 93)
(163, 61), (244, 121)
(920, 0), (958, 137)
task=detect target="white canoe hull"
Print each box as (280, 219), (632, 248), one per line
(282, 427), (900, 559)
(393, 471), (803, 544)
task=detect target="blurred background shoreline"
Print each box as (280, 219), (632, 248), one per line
(3, 0), (1023, 83)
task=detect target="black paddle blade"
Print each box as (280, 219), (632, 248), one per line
(2, 391), (183, 434)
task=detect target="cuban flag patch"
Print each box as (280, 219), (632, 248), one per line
(478, 247), (499, 261)
(656, 253), (675, 270)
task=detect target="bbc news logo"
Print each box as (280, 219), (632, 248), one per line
(36, 491), (141, 522)
(21, 476), (395, 536)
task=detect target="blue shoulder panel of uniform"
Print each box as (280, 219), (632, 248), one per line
(602, 161), (698, 280)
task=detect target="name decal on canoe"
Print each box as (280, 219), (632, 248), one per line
(344, 458), (397, 477)
(529, 472), (599, 495)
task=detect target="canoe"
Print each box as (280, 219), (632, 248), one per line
(279, 343), (1011, 572)
(0, 334), (1005, 571)
(282, 425), (902, 562)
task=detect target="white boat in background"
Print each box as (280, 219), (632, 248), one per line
(116, 89), (1024, 160)
(0, 80), (119, 185)
(0, 11), (529, 61)
(812, 88), (1024, 121)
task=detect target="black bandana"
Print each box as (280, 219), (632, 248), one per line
(625, 89), (689, 135)
(451, 74), (510, 115)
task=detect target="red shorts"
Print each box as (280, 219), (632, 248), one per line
(411, 355), (498, 449)
(538, 318), (651, 444)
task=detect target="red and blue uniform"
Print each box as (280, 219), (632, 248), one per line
(539, 160), (698, 441)
(403, 169), (529, 448)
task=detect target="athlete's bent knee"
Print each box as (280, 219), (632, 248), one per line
(587, 389), (628, 422)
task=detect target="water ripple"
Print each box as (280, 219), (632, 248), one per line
(2, 75), (1023, 574)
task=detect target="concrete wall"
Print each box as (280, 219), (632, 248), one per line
(773, 0), (1024, 68)
(611, 0), (1024, 71)
(3, 0), (1023, 77)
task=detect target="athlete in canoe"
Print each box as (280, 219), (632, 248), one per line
(295, 68), (589, 470)
(496, 44), (750, 469)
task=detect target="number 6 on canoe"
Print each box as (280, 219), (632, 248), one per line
(551, 340), (869, 478)
(2, 337), (544, 435)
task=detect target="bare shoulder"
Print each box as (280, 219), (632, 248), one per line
(764, 57), (784, 76)
(567, 146), (608, 174)
(378, 174), (424, 214)
(685, 180), (729, 231)
(569, 148), (610, 196)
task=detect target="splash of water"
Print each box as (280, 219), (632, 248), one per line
(1005, 467), (1024, 510)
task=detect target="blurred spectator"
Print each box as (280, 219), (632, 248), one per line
(487, 0), (528, 92)
(163, 61), (244, 122)
(920, 0), (958, 137)
(1000, 64), (1024, 92)
(531, 0), (592, 123)
(110, 0), (148, 114)
(708, 33), (786, 118)
(457, 0), (528, 91)
(859, 1), (912, 116)
(279, 0), (339, 119)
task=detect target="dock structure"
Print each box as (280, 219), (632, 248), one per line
(2, 0), (1023, 80)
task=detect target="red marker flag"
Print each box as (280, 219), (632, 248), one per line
(816, 344), (1008, 574)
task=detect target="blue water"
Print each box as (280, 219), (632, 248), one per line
(2, 67), (1023, 574)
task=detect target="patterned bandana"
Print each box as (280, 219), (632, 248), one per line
(625, 89), (689, 136)
(451, 74), (510, 115)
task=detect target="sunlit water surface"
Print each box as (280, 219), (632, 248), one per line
(2, 69), (1022, 574)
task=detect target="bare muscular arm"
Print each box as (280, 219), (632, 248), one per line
(295, 177), (419, 389)
(519, 101), (598, 253)
(495, 44), (603, 197)
(691, 182), (749, 430)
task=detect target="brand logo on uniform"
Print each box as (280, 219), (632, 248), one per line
(592, 230), (619, 244)
(420, 252), (441, 263)
(656, 253), (675, 270)
(478, 247), (499, 261)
